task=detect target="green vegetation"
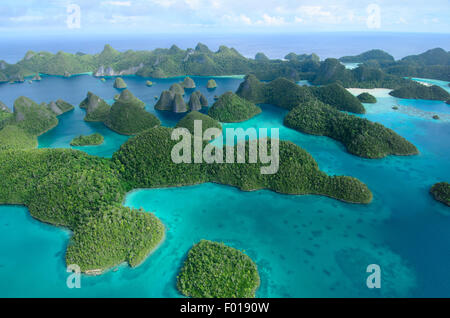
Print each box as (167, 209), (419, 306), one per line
(357, 92), (377, 103)
(13, 96), (58, 135)
(79, 92), (111, 122)
(384, 48), (450, 81)
(0, 43), (319, 83)
(255, 52), (269, 61)
(0, 102), (12, 127)
(430, 182), (450, 207)
(0, 148), (165, 273)
(188, 91), (208, 111)
(389, 83), (450, 101)
(155, 91), (175, 111)
(2, 44), (446, 85)
(66, 206), (164, 272)
(339, 49), (395, 64)
(177, 240), (260, 298)
(54, 99), (74, 113)
(311, 58), (412, 88)
(175, 111), (222, 135)
(113, 77), (127, 89)
(207, 79), (217, 89)
(155, 87), (205, 113)
(113, 126), (373, 203)
(209, 92), (261, 122)
(181, 76), (196, 88)
(105, 89), (160, 135)
(47, 100), (74, 116)
(70, 133), (104, 146)
(284, 100), (419, 159)
(0, 125), (37, 150)
(170, 83), (185, 96)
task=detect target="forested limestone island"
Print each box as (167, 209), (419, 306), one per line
(104, 89), (160, 135)
(255, 52), (270, 62)
(206, 79), (217, 89)
(208, 92), (262, 122)
(339, 49), (395, 64)
(0, 44), (447, 86)
(12, 97), (58, 135)
(47, 99), (74, 115)
(0, 148), (165, 274)
(155, 84), (208, 113)
(357, 92), (377, 103)
(170, 83), (185, 96)
(339, 48), (450, 82)
(188, 91), (208, 111)
(0, 101), (10, 113)
(284, 100), (419, 159)
(383, 48), (450, 82)
(113, 77), (127, 89)
(177, 240), (260, 298)
(236, 74), (364, 113)
(0, 43), (314, 82)
(70, 133), (104, 146)
(389, 83), (450, 101)
(0, 97), (73, 150)
(236, 75), (418, 159)
(430, 182), (450, 207)
(0, 111), (373, 274)
(113, 126), (373, 204)
(311, 58), (412, 88)
(79, 92), (111, 122)
(175, 111), (222, 135)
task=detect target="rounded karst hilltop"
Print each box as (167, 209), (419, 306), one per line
(79, 92), (111, 122)
(105, 89), (160, 135)
(357, 92), (377, 103)
(206, 79), (217, 89)
(188, 91), (208, 111)
(208, 91), (262, 122)
(181, 76), (196, 89)
(430, 182), (450, 207)
(177, 240), (260, 298)
(113, 77), (127, 89)
(170, 83), (185, 96)
(70, 133), (104, 146)
(175, 111), (222, 135)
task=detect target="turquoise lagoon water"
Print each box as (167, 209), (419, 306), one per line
(0, 75), (449, 297)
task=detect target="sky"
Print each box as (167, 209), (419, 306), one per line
(0, 0), (449, 34)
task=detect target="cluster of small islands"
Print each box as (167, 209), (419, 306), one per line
(0, 43), (449, 298)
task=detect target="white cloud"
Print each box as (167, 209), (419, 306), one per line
(185, 0), (201, 9)
(101, 1), (132, 6)
(256, 14), (285, 26)
(294, 16), (303, 23)
(108, 15), (140, 24)
(398, 17), (407, 24)
(222, 14), (253, 25)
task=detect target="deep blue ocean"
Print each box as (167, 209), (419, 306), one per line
(0, 33), (449, 298)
